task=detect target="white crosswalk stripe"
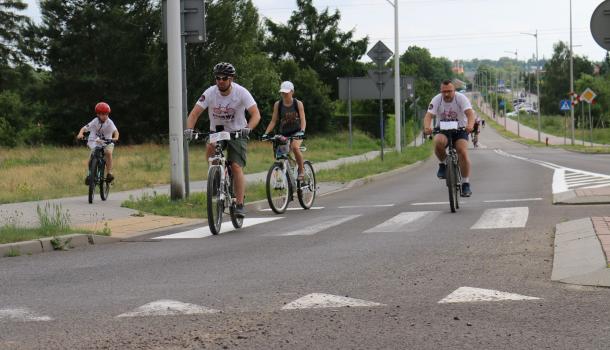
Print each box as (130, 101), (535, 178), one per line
(154, 217), (283, 239)
(364, 211), (439, 233)
(273, 215), (361, 236)
(471, 207), (529, 229)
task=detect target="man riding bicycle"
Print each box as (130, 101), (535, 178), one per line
(262, 81), (307, 180)
(184, 62), (261, 218)
(423, 80), (475, 197)
(77, 102), (119, 184)
(472, 114), (482, 147)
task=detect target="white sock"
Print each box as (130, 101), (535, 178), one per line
(462, 177), (469, 183)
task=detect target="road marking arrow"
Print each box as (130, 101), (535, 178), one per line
(117, 299), (219, 317)
(0, 308), (53, 322)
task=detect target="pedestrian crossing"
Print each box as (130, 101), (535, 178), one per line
(152, 206), (531, 239)
(494, 149), (610, 193)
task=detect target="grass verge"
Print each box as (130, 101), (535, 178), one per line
(0, 203), (107, 245)
(121, 143), (433, 218)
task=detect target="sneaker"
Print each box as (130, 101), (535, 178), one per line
(461, 182), (472, 197)
(437, 163), (446, 179)
(106, 173), (114, 183)
(234, 204), (246, 218)
(85, 176), (90, 186)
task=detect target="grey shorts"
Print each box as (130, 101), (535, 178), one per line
(226, 138), (247, 168)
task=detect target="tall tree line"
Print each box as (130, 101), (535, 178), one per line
(0, 0), (370, 146)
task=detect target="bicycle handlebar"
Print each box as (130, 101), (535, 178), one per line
(261, 134), (305, 142)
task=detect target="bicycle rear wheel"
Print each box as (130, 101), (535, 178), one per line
(446, 158), (457, 213)
(207, 166), (223, 235)
(99, 163), (110, 201)
(88, 160), (97, 204)
(266, 162), (290, 214)
(297, 160), (316, 209)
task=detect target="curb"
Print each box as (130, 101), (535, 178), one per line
(0, 234), (120, 259)
(553, 190), (610, 205)
(551, 217), (610, 287)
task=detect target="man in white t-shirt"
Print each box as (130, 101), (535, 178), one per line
(77, 102), (119, 184)
(184, 62), (261, 218)
(423, 80), (475, 197)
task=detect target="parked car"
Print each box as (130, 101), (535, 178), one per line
(506, 111), (518, 117)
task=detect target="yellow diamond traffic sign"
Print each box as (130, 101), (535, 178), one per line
(581, 88), (597, 104)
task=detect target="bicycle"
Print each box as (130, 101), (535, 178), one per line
(263, 134), (316, 214)
(84, 136), (114, 204)
(472, 131), (479, 148)
(193, 130), (243, 235)
(433, 122), (464, 213)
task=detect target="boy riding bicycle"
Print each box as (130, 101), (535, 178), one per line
(77, 102), (119, 184)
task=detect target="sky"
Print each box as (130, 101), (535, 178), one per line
(21, 0), (609, 64)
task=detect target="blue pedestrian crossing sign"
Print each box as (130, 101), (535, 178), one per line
(560, 99), (571, 111)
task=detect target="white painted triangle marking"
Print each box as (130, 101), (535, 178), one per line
(154, 217), (283, 239)
(438, 287), (540, 303)
(471, 207), (529, 229)
(276, 215), (361, 236)
(0, 308), (53, 322)
(116, 299), (219, 317)
(282, 293), (384, 310)
(364, 211), (438, 233)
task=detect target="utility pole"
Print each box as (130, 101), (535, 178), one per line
(522, 30), (542, 142)
(569, 0), (575, 145)
(386, 0), (401, 152)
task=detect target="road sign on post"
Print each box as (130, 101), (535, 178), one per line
(162, 0), (207, 43)
(560, 99), (571, 111)
(580, 88), (597, 104)
(591, 0), (610, 50)
(367, 41), (393, 161)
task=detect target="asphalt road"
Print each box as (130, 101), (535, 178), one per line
(2, 126), (610, 349)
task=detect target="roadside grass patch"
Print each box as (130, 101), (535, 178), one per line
(0, 203), (102, 244)
(317, 142), (433, 183)
(121, 182), (267, 218)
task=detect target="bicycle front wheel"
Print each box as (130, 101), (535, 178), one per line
(266, 162), (290, 214)
(99, 163), (110, 201)
(297, 160), (316, 209)
(446, 158), (457, 213)
(88, 160), (97, 204)
(207, 165), (223, 235)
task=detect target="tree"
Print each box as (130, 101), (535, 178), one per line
(540, 41), (593, 115)
(33, 0), (167, 144)
(263, 0), (368, 97)
(0, 0), (30, 67)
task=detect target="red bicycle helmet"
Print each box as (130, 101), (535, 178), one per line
(95, 102), (111, 114)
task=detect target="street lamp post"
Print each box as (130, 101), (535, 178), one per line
(386, 0), (401, 152)
(522, 30), (542, 142)
(569, 0), (575, 145)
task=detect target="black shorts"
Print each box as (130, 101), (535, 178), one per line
(439, 130), (469, 148)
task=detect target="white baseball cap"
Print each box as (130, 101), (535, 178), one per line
(279, 81), (294, 93)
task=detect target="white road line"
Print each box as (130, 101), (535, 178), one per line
(0, 308), (53, 322)
(275, 215), (361, 236)
(471, 207), (529, 229)
(338, 204), (394, 209)
(260, 207), (324, 212)
(364, 211), (438, 233)
(483, 198), (542, 203)
(282, 293), (384, 310)
(154, 217), (283, 239)
(584, 183), (610, 189)
(411, 202), (449, 206)
(438, 287), (541, 303)
(553, 169), (568, 194)
(117, 300), (219, 318)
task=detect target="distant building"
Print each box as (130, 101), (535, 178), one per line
(452, 60), (464, 75)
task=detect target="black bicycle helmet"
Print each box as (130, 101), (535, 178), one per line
(213, 62), (236, 76)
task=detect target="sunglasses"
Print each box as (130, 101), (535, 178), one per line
(215, 76), (230, 81)
(441, 90), (454, 94)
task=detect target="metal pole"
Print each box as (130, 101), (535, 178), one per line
(393, 0), (401, 152)
(581, 102), (585, 145)
(348, 77), (352, 148)
(589, 102), (593, 146)
(167, 0), (185, 200)
(379, 64), (384, 161)
(181, 36), (190, 197)
(569, 0), (575, 145)
(535, 30), (541, 143)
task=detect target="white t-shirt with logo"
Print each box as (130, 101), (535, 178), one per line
(195, 82), (257, 132)
(427, 92), (473, 128)
(83, 117), (118, 149)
